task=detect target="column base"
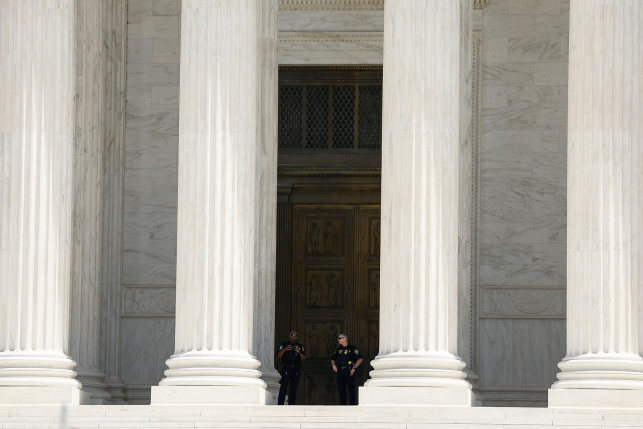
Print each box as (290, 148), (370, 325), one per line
(260, 367), (281, 405)
(104, 377), (128, 404)
(0, 387), (89, 405)
(151, 385), (270, 405)
(465, 369), (485, 406)
(548, 388), (643, 408)
(76, 365), (111, 403)
(359, 386), (474, 406)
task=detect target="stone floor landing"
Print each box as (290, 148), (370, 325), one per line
(1, 405), (643, 428)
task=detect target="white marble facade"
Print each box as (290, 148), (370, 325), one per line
(121, 0), (180, 405)
(1, 0), (643, 410)
(476, 0), (570, 407)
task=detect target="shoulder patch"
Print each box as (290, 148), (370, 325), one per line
(279, 345), (283, 350)
(354, 349), (360, 355)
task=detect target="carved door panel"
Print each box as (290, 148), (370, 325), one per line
(291, 204), (380, 405)
(356, 206), (381, 390)
(292, 206), (354, 405)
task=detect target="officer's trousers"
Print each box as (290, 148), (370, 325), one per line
(336, 368), (356, 405)
(278, 366), (300, 405)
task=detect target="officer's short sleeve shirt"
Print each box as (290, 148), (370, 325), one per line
(279, 341), (305, 365)
(331, 348), (339, 362)
(332, 345), (360, 367)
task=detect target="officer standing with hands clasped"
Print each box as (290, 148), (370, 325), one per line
(276, 331), (306, 405)
(331, 333), (363, 405)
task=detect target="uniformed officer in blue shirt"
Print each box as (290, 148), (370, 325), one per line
(331, 333), (363, 405)
(276, 331), (306, 405)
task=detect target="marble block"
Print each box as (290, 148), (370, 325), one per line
(548, 389), (643, 409)
(278, 11), (384, 32)
(359, 386), (475, 406)
(0, 387), (89, 405)
(151, 385), (270, 405)
(279, 32), (383, 65)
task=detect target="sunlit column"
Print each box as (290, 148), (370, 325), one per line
(0, 0), (85, 405)
(549, 0), (643, 408)
(361, 0), (474, 406)
(253, 0), (281, 401)
(152, 0), (269, 405)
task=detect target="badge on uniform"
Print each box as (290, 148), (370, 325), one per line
(344, 350), (348, 355)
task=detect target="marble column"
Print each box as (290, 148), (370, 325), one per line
(549, 1), (643, 408)
(457, 0), (483, 406)
(0, 0), (86, 405)
(151, 0), (268, 405)
(360, 0), (474, 406)
(99, 0), (127, 404)
(69, 0), (111, 405)
(254, 0), (281, 401)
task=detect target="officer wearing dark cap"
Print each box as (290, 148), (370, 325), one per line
(276, 331), (306, 405)
(331, 333), (363, 405)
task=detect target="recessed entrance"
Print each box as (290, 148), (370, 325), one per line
(275, 187), (381, 405)
(275, 66), (383, 405)
(292, 204), (380, 404)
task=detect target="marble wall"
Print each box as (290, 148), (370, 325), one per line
(278, 10), (384, 64)
(480, 318), (565, 405)
(476, 0), (569, 407)
(120, 315), (175, 404)
(279, 10), (383, 32)
(121, 0), (181, 404)
(111, 0), (572, 406)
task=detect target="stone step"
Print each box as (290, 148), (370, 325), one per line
(1, 405), (643, 429)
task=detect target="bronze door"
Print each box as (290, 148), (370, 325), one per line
(290, 204), (380, 405)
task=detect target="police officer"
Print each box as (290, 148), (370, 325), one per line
(331, 333), (363, 405)
(276, 331), (306, 405)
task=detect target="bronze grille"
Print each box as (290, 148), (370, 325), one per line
(358, 86), (382, 149)
(306, 86), (329, 149)
(278, 67), (382, 151)
(332, 86), (355, 149)
(279, 86), (303, 149)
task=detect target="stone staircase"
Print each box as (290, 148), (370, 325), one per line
(1, 405), (643, 429)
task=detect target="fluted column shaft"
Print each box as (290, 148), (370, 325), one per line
(160, 0), (265, 389)
(69, 0), (110, 403)
(0, 0), (79, 389)
(366, 0), (471, 390)
(99, 0), (127, 404)
(553, 1), (643, 390)
(253, 0), (281, 397)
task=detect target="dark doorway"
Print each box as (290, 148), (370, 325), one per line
(274, 66), (383, 405)
(275, 188), (380, 405)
